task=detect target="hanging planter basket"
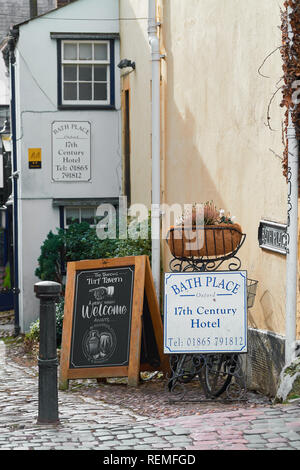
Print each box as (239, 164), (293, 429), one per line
(166, 223), (243, 259)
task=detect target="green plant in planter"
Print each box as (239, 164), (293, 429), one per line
(167, 201), (242, 258)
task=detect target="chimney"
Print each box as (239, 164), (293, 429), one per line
(29, 0), (38, 18)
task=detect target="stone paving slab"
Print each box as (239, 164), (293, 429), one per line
(0, 339), (300, 452)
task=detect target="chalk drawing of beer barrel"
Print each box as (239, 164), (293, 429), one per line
(87, 330), (100, 356)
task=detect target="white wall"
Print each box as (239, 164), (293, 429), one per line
(13, 0), (122, 331)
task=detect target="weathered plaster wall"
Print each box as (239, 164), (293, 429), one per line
(160, 0), (287, 336)
(122, 0), (292, 337)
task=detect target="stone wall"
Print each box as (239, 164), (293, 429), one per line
(0, 0), (56, 42)
(243, 328), (285, 397)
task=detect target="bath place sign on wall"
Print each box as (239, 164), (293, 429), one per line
(51, 121), (91, 182)
(164, 271), (248, 354)
(258, 219), (287, 255)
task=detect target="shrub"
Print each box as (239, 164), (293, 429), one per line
(26, 296), (65, 348)
(32, 215), (152, 348)
(35, 215), (151, 284)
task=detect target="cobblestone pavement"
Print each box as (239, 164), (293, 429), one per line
(0, 328), (300, 452)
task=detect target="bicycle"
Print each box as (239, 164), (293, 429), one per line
(167, 353), (238, 398)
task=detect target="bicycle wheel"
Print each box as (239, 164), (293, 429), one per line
(167, 354), (198, 391)
(204, 354), (238, 397)
(167, 355), (186, 391)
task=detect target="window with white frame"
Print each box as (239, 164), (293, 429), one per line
(65, 206), (102, 227)
(60, 40), (112, 106)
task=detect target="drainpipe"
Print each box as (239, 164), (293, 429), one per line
(8, 29), (20, 336)
(148, 0), (161, 299)
(285, 4), (299, 365)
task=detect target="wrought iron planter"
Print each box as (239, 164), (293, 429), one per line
(165, 226), (258, 402)
(167, 223), (243, 259)
(167, 225), (246, 273)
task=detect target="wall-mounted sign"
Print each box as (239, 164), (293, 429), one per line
(59, 256), (168, 389)
(28, 148), (41, 169)
(258, 220), (287, 255)
(51, 121), (91, 182)
(164, 271), (247, 354)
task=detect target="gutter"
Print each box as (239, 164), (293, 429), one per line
(285, 5), (299, 365)
(8, 28), (20, 336)
(148, 0), (161, 299)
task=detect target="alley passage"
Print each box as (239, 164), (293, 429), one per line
(0, 339), (300, 451)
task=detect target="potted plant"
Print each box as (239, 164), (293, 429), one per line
(166, 202), (243, 258)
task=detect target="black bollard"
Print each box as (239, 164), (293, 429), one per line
(34, 281), (61, 425)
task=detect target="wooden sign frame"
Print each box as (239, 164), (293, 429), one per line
(59, 255), (168, 389)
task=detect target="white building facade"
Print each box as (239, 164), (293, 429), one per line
(11, 0), (122, 331)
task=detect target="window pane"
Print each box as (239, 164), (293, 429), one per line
(64, 65), (77, 81)
(79, 65), (92, 81)
(64, 83), (77, 100)
(94, 83), (107, 101)
(64, 43), (77, 60)
(66, 208), (80, 225)
(79, 83), (92, 100)
(81, 208), (96, 225)
(79, 43), (92, 60)
(94, 43), (108, 60)
(94, 65), (107, 82)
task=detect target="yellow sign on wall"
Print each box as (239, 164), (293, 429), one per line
(28, 148), (41, 169)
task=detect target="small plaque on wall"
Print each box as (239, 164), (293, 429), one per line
(51, 121), (91, 182)
(258, 220), (287, 255)
(28, 148), (41, 169)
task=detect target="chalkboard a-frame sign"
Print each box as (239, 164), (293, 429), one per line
(59, 256), (168, 389)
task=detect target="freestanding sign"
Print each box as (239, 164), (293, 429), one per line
(69, 266), (134, 369)
(52, 121), (91, 182)
(164, 271), (247, 354)
(59, 256), (168, 389)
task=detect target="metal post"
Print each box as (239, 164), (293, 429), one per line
(8, 30), (20, 336)
(148, 0), (161, 300)
(34, 281), (61, 425)
(285, 4), (299, 365)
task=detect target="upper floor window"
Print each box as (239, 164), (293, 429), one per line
(58, 39), (115, 108)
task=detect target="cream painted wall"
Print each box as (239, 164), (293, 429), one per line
(119, 0), (152, 207)
(121, 0), (292, 336)
(160, 0), (287, 336)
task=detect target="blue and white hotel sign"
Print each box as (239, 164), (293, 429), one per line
(164, 271), (247, 354)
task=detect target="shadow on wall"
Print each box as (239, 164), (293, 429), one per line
(259, 289), (285, 334)
(121, 2), (229, 231)
(159, 1), (249, 269)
